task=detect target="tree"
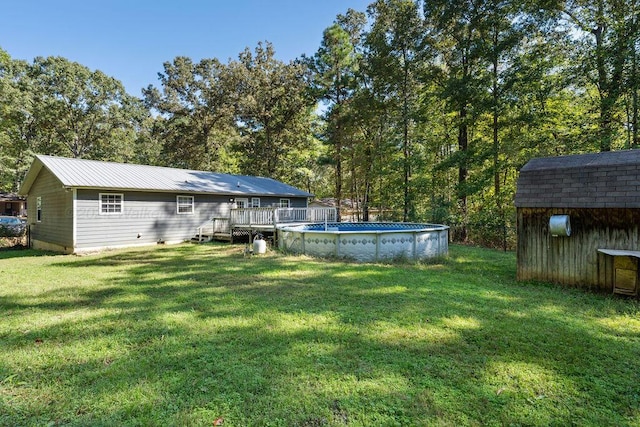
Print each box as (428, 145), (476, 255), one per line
(231, 42), (317, 182)
(423, 0), (492, 241)
(1, 53), (155, 190)
(27, 56), (133, 159)
(144, 57), (237, 171)
(0, 48), (35, 191)
(550, 0), (640, 151)
(366, 0), (424, 221)
(312, 21), (361, 221)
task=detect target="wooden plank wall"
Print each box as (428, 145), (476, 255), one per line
(517, 208), (640, 291)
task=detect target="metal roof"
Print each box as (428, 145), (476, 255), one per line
(19, 155), (314, 198)
(515, 150), (640, 208)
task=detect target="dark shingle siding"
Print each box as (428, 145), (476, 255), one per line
(515, 150), (640, 208)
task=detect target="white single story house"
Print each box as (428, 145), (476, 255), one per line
(18, 155), (313, 253)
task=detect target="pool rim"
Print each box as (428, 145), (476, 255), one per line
(278, 221), (450, 234)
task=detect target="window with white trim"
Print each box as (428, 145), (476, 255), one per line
(279, 198), (291, 208)
(36, 196), (42, 222)
(177, 195), (194, 214)
(100, 193), (123, 215)
(251, 197), (261, 208)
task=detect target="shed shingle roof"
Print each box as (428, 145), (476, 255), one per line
(515, 150), (640, 208)
(19, 155), (313, 198)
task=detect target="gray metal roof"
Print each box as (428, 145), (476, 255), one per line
(19, 155), (313, 198)
(515, 150), (640, 208)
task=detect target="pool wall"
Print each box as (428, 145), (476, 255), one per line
(278, 222), (449, 262)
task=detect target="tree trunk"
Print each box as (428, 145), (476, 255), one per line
(458, 47), (470, 242)
(334, 68), (343, 222)
(633, 39), (639, 149)
(335, 120), (343, 222)
(363, 180), (370, 222)
(402, 53), (411, 222)
(492, 28), (505, 251)
(458, 106), (468, 242)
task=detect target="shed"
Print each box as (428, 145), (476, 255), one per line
(515, 150), (640, 295)
(18, 155), (313, 253)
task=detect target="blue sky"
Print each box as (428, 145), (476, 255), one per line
(1, 0), (371, 96)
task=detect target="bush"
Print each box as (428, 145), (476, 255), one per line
(0, 235), (27, 249)
(466, 208), (516, 250)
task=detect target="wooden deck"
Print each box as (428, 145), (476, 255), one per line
(195, 207), (337, 242)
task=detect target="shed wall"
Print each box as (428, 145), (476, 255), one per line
(27, 168), (73, 250)
(75, 190), (232, 250)
(517, 207), (640, 290)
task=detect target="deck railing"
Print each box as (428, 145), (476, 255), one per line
(230, 207), (337, 226)
(195, 217), (230, 241)
(213, 217), (230, 234)
(196, 207), (338, 240)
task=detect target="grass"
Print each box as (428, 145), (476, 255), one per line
(0, 243), (639, 426)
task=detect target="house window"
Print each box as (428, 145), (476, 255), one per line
(100, 193), (123, 215)
(279, 198), (291, 208)
(36, 196), (42, 222)
(236, 198), (248, 208)
(251, 197), (261, 208)
(177, 195), (194, 214)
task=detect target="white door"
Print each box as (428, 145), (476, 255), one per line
(235, 198), (249, 224)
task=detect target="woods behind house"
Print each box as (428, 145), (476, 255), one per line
(2, 0), (640, 249)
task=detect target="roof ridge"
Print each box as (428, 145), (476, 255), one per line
(20, 155), (313, 197)
(37, 154), (277, 180)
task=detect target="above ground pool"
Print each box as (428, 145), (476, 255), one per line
(278, 222), (449, 262)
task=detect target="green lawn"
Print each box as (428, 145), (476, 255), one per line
(0, 243), (639, 426)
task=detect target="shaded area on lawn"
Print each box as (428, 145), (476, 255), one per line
(0, 247), (47, 260)
(1, 243), (639, 426)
